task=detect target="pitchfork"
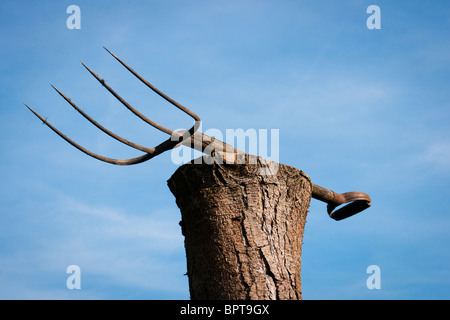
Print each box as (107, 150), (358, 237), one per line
(25, 47), (371, 221)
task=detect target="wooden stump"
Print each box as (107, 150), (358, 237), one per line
(167, 155), (312, 300)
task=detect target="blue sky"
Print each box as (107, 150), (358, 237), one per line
(0, 0), (449, 299)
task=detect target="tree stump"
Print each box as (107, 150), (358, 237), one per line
(167, 155), (312, 300)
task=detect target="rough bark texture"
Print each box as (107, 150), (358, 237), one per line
(167, 155), (312, 300)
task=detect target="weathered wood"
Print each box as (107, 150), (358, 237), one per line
(167, 155), (312, 300)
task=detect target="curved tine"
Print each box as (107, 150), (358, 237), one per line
(24, 103), (158, 166)
(80, 62), (174, 136)
(103, 47), (201, 123)
(51, 84), (154, 154)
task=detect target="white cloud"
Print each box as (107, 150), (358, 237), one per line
(0, 192), (188, 299)
(415, 140), (450, 172)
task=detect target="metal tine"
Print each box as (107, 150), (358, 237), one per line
(24, 103), (161, 165)
(50, 84), (154, 154)
(103, 47), (201, 127)
(25, 49), (202, 165)
(80, 62), (174, 136)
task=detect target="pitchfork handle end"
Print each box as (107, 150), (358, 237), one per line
(328, 198), (371, 221)
(312, 184), (371, 221)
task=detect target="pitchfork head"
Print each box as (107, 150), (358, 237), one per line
(25, 47), (201, 166)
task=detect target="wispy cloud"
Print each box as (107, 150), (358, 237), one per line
(414, 140), (450, 173)
(0, 192), (188, 299)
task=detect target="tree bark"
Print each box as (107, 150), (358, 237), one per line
(167, 155), (312, 300)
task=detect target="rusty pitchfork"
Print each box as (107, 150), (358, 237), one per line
(25, 47), (371, 221)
